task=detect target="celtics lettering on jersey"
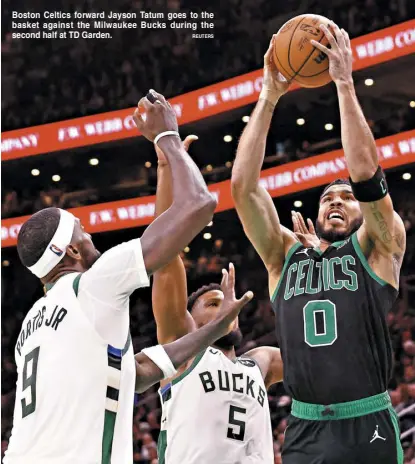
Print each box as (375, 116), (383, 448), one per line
(283, 248), (358, 301)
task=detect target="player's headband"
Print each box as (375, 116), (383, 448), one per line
(28, 209), (76, 279)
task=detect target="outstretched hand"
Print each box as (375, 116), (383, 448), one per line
(216, 263), (253, 335)
(292, 211), (320, 248)
(133, 89), (179, 142)
(156, 134), (198, 166)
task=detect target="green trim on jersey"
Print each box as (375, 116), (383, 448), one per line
(331, 239), (346, 248)
(351, 233), (387, 286)
(44, 272), (79, 293)
(122, 333), (131, 356)
(172, 349), (206, 386)
(291, 391), (391, 421)
(101, 410), (116, 464)
(157, 430), (167, 464)
(73, 273), (82, 296)
(313, 247), (323, 256)
(271, 242), (302, 303)
(388, 406), (404, 464)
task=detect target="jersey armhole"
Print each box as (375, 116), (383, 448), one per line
(271, 242), (302, 303)
(351, 232), (389, 287)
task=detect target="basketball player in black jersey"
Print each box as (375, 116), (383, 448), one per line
(231, 24), (406, 464)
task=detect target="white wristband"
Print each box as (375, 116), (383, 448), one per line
(154, 131), (180, 146)
(141, 345), (177, 379)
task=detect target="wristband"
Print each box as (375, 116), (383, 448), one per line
(349, 166), (388, 202)
(154, 131), (180, 146)
(141, 345), (177, 379)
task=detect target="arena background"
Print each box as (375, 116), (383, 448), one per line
(1, 0), (415, 462)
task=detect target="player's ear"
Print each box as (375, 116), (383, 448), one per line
(66, 244), (82, 261)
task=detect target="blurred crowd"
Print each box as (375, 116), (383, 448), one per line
(2, 198), (415, 462)
(2, 0), (413, 131)
(2, 101), (414, 220)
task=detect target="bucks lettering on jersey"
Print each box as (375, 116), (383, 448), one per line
(272, 232), (397, 405)
(158, 347), (274, 464)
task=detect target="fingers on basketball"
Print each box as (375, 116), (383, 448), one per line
(330, 22), (347, 49)
(341, 28), (351, 48)
(320, 24), (337, 49)
(264, 36), (275, 65)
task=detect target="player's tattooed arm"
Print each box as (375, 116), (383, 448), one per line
(135, 265), (253, 393)
(359, 202), (406, 260)
(133, 90), (217, 275)
(314, 24), (407, 271)
(231, 38), (296, 297)
(152, 136), (197, 344)
(244, 346), (283, 390)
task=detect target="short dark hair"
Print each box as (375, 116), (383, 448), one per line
(320, 178), (351, 199)
(17, 208), (61, 267)
(187, 283), (222, 312)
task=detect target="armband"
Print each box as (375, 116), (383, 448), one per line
(141, 345), (177, 379)
(349, 166), (388, 202)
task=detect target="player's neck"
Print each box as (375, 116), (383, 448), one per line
(41, 269), (81, 291)
(214, 345), (237, 360)
(319, 239), (332, 252)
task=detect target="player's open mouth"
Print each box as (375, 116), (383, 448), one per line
(327, 209), (345, 224)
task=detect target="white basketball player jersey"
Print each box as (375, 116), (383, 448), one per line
(158, 347), (274, 464)
(5, 238), (149, 464)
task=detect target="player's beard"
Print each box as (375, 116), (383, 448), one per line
(214, 328), (243, 350)
(316, 215), (363, 243)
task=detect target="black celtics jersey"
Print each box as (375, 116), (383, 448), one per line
(271, 231), (398, 404)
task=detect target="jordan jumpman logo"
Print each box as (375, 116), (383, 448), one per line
(370, 425), (386, 443)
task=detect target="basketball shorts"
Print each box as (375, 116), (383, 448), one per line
(282, 391), (404, 464)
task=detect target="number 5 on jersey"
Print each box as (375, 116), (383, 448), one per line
(227, 405), (246, 441)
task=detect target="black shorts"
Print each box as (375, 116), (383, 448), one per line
(282, 394), (403, 464)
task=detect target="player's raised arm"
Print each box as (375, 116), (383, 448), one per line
(231, 37), (297, 295)
(312, 24), (406, 287)
(134, 91), (217, 275)
(245, 346), (283, 389)
(134, 265), (253, 393)
(151, 136), (197, 344)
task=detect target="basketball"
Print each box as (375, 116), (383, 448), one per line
(273, 14), (333, 88)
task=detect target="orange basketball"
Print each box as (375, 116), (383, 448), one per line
(273, 14), (333, 88)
